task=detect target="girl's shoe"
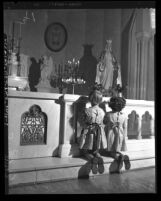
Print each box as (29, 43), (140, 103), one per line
(92, 157), (98, 174)
(124, 155), (131, 170)
(85, 161), (92, 174)
(117, 154), (124, 171)
(97, 157), (104, 174)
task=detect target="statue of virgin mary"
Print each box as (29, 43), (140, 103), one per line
(95, 40), (122, 91)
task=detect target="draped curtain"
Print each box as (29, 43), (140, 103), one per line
(121, 9), (154, 100)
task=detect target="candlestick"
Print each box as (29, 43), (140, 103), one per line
(50, 58), (85, 94)
(11, 22), (15, 52)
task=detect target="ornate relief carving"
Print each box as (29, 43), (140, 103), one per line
(128, 110), (141, 139)
(20, 105), (47, 145)
(141, 111), (154, 138)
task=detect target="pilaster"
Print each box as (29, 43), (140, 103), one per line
(58, 94), (80, 157)
(135, 31), (150, 100)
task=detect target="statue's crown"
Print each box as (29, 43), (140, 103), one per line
(106, 39), (112, 44)
(105, 39), (112, 50)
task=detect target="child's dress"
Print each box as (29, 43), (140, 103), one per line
(79, 105), (107, 151)
(104, 111), (127, 152)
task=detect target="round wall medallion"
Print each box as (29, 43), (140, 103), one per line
(44, 22), (67, 52)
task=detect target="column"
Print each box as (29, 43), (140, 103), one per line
(135, 32), (150, 100)
(136, 115), (142, 140)
(58, 94), (80, 157)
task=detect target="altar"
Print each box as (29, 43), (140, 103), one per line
(7, 90), (155, 160)
(6, 89), (155, 186)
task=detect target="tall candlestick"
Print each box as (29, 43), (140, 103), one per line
(58, 64), (60, 75)
(12, 22), (15, 52)
(55, 64), (57, 74)
(77, 60), (80, 73)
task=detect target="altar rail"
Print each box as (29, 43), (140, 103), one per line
(7, 91), (154, 159)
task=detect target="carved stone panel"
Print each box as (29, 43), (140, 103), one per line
(141, 111), (154, 138)
(20, 105), (47, 145)
(128, 110), (141, 139)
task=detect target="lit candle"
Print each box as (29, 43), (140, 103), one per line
(77, 60), (79, 73)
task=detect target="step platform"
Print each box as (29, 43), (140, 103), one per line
(8, 139), (155, 187)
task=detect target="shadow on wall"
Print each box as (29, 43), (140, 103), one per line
(73, 44), (98, 96)
(28, 57), (41, 91)
(69, 96), (89, 144)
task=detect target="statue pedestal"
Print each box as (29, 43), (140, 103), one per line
(36, 85), (67, 94)
(36, 82), (67, 94)
(35, 80), (57, 93)
(36, 86), (58, 93)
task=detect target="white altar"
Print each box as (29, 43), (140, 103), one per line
(7, 90), (154, 160)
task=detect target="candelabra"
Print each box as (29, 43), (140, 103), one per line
(50, 58), (86, 94)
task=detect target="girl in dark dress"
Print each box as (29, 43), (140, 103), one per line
(79, 87), (107, 174)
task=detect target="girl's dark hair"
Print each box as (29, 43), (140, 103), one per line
(108, 96), (126, 112)
(89, 90), (103, 106)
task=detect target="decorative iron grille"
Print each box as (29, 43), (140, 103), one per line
(20, 105), (47, 145)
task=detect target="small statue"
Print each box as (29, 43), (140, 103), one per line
(37, 55), (53, 88)
(95, 40), (114, 90)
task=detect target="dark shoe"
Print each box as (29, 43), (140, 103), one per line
(84, 153), (94, 161)
(97, 157), (104, 174)
(85, 161), (92, 174)
(124, 155), (131, 170)
(117, 154), (124, 171)
(95, 152), (101, 158)
(92, 157), (98, 174)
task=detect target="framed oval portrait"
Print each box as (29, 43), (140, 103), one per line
(44, 22), (68, 52)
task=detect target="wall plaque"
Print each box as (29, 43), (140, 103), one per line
(44, 22), (67, 52)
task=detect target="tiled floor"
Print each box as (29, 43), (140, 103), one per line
(8, 167), (156, 194)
